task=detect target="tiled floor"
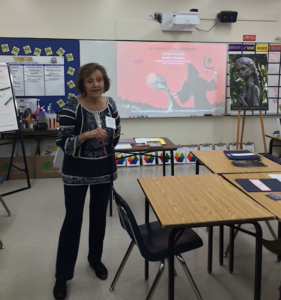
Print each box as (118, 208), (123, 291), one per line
(0, 164), (280, 300)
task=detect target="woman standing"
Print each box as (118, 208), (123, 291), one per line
(53, 63), (121, 299)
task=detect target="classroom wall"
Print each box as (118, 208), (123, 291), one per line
(1, 0), (281, 152)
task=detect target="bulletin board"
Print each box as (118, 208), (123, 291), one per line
(0, 38), (80, 112)
(226, 43), (281, 116)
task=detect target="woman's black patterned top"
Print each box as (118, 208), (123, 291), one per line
(57, 96), (121, 185)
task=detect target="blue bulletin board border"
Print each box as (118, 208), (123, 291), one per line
(0, 38), (80, 112)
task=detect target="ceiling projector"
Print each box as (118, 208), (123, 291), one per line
(168, 11), (200, 31)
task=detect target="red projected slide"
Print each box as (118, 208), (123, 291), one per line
(117, 42), (227, 116)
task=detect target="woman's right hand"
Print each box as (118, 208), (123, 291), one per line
(85, 128), (107, 143)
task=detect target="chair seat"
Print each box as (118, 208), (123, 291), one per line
(262, 238), (281, 255)
(262, 154), (281, 165)
(0, 176), (6, 185)
(139, 221), (203, 261)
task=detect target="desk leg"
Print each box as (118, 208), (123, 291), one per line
(195, 159), (199, 175)
(145, 197), (149, 224)
(253, 222), (262, 300)
(278, 222), (281, 261)
(269, 138), (273, 154)
(163, 151), (166, 176)
(208, 226), (213, 273)
(219, 225), (224, 266)
(229, 226), (234, 273)
(171, 151), (174, 176)
(168, 228), (181, 300)
(145, 197), (150, 279)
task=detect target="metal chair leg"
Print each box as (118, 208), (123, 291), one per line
(176, 254), (203, 300)
(224, 224), (240, 258)
(145, 260), (165, 300)
(110, 241), (134, 291)
(265, 220), (277, 239)
(0, 196), (11, 216)
(0, 239), (3, 249)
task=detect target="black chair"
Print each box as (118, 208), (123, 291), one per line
(110, 188), (204, 300)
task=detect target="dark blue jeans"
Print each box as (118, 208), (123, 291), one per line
(55, 183), (111, 281)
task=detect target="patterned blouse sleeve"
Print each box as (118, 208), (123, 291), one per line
(109, 98), (121, 147)
(56, 98), (78, 156)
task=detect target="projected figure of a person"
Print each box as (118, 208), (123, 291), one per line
(234, 57), (262, 107)
(172, 64), (217, 111)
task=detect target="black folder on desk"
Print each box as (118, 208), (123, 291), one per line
(224, 150), (260, 161)
(235, 178), (281, 192)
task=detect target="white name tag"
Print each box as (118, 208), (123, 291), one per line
(106, 116), (116, 129)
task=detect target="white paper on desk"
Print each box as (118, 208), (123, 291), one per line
(115, 143), (132, 150)
(231, 153), (255, 157)
(135, 138), (154, 143)
(268, 174), (281, 182)
(249, 179), (271, 191)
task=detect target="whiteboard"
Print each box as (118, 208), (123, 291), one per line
(80, 40), (228, 118)
(0, 63), (19, 132)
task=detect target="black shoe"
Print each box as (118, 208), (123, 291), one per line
(90, 262), (108, 280)
(53, 280), (67, 300)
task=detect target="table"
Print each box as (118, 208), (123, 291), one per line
(265, 134), (281, 155)
(223, 172), (281, 260)
(116, 137), (177, 176)
(191, 150), (281, 175)
(111, 137), (177, 216)
(138, 174), (275, 300)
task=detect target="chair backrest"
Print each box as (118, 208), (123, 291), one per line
(113, 188), (146, 252)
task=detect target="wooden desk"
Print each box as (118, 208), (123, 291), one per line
(138, 174), (274, 300)
(110, 137), (176, 217)
(265, 134), (281, 155)
(191, 150), (281, 175)
(116, 137), (177, 176)
(222, 172), (281, 221)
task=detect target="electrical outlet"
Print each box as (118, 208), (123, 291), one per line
(154, 12), (161, 20)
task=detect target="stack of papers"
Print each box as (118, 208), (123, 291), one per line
(224, 150), (260, 161)
(135, 138), (166, 145)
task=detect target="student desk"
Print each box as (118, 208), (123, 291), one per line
(191, 150), (281, 175)
(116, 137), (177, 176)
(138, 174), (274, 300)
(112, 137), (177, 216)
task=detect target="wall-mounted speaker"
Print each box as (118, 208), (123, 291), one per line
(217, 11), (238, 23)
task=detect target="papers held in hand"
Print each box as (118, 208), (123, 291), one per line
(147, 141), (163, 148)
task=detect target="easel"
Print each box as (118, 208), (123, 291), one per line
(0, 63), (30, 197)
(236, 110), (267, 154)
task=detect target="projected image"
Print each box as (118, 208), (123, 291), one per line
(116, 42), (227, 117)
(229, 54), (268, 110)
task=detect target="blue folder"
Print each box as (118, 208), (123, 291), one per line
(224, 150), (260, 161)
(235, 178), (281, 192)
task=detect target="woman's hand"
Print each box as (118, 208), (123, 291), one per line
(86, 128), (107, 143)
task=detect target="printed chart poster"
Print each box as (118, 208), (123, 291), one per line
(173, 147), (186, 164)
(117, 42), (227, 117)
(185, 146), (198, 164)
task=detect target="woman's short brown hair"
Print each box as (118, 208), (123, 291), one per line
(76, 63), (110, 94)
